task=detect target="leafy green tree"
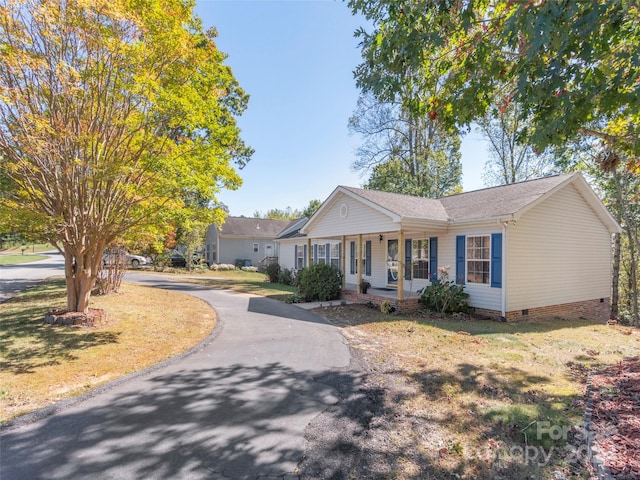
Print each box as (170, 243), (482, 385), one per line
(301, 199), (322, 218)
(350, 94), (462, 197)
(349, 0), (640, 173)
(254, 200), (322, 220)
(253, 207), (297, 220)
(0, 0), (251, 312)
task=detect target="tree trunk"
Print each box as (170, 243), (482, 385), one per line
(63, 244), (103, 313)
(611, 232), (620, 319)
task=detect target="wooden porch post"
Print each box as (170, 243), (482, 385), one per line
(341, 235), (346, 289)
(357, 234), (363, 292)
(307, 238), (312, 267)
(398, 231), (405, 300)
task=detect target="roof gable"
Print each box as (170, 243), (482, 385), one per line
(302, 173), (620, 234)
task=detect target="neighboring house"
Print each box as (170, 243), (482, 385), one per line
(277, 173), (621, 321)
(204, 217), (296, 267)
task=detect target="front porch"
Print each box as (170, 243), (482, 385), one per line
(341, 283), (422, 311)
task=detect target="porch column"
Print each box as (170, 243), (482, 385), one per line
(307, 238), (312, 267)
(398, 231), (405, 300)
(357, 234), (363, 292)
(341, 235), (346, 289)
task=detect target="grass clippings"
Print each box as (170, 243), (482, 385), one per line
(316, 304), (640, 480)
(0, 278), (215, 423)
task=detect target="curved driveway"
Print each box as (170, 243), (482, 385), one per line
(0, 273), (352, 479)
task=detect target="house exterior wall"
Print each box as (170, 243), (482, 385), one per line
(214, 236), (277, 266)
(310, 195), (399, 238)
(204, 225), (219, 265)
(445, 226), (504, 311)
(507, 184), (612, 312)
(278, 239), (298, 271)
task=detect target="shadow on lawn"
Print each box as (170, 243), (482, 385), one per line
(0, 280), (121, 374)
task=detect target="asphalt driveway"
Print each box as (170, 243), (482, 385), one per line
(0, 275), (352, 479)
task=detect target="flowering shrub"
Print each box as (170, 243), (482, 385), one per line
(417, 265), (471, 314)
(241, 266), (258, 272)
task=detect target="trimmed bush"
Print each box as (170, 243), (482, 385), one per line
(265, 263), (280, 283)
(295, 264), (342, 302)
(278, 268), (295, 286)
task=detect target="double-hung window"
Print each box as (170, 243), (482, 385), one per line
(296, 245), (305, 270)
(330, 243), (340, 268)
(317, 244), (326, 264)
(411, 239), (430, 279)
(466, 236), (490, 284)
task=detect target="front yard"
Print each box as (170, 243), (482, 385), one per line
(315, 304), (639, 479)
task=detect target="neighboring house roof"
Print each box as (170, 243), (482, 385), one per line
(218, 217), (294, 238)
(276, 217), (308, 239)
(302, 173), (620, 234)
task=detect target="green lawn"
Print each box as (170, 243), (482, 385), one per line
(0, 254), (49, 265)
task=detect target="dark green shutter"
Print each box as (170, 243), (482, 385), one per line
(350, 241), (355, 274)
(491, 233), (502, 288)
(429, 237), (438, 282)
(405, 239), (412, 280)
(456, 236), (465, 285)
(365, 240), (372, 276)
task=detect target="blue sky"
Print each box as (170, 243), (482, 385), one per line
(195, 0), (487, 217)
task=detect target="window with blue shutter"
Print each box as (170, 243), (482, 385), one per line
(303, 244), (307, 268)
(365, 240), (372, 276)
(350, 241), (355, 274)
(325, 243), (330, 264)
(456, 235), (465, 285)
(429, 237), (438, 282)
(491, 233), (502, 288)
(313, 244), (318, 264)
(294, 245), (298, 269)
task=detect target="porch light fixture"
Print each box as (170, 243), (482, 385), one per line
(379, 234), (383, 243)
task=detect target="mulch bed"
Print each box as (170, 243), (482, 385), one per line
(588, 356), (640, 479)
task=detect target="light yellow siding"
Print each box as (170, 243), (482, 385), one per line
(507, 184), (612, 311)
(310, 194), (399, 238)
(447, 226), (503, 310)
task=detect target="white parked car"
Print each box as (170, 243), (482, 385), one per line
(102, 249), (150, 268)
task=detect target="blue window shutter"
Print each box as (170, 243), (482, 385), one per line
(326, 243), (330, 264)
(350, 241), (355, 274)
(456, 236), (465, 285)
(365, 240), (372, 276)
(313, 244), (318, 264)
(294, 245), (298, 268)
(405, 239), (412, 280)
(303, 244), (308, 267)
(338, 243), (342, 271)
(491, 233), (502, 288)
(429, 237), (438, 282)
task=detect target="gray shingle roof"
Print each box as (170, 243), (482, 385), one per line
(219, 217), (294, 238)
(341, 174), (573, 222)
(341, 186), (449, 221)
(439, 174), (571, 221)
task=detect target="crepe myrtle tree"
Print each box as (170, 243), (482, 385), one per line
(0, 0), (252, 313)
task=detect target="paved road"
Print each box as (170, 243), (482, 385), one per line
(0, 271), (353, 479)
(0, 250), (66, 303)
